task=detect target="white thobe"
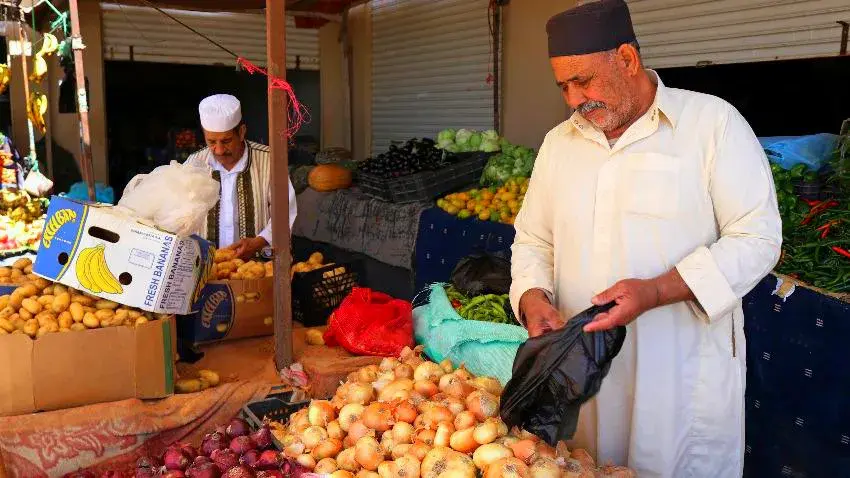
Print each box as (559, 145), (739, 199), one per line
(509, 71), (782, 477)
(208, 149), (297, 248)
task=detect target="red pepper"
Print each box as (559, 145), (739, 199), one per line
(803, 198), (822, 207)
(801, 200), (840, 225)
(816, 220), (840, 239)
(831, 246), (850, 260)
(451, 299), (462, 309)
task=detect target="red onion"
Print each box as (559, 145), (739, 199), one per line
(253, 451), (280, 471)
(222, 465), (255, 478)
(163, 447), (191, 471)
(135, 456), (161, 478)
(214, 424), (229, 437)
(177, 443), (198, 459)
(185, 461), (222, 478)
(225, 418), (250, 438)
(67, 472), (96, 478)
(162, 472), (186, 478)
(249, 427), (273, 450)
(239, 449), (260, 468)
(211, 449), (240, 473)
(192, 456), (213, 467)
(229, 436), (256, 455)
(201, 432), (228, 456)
(255, 472), (284, 478)
(100, 472), (127, 478)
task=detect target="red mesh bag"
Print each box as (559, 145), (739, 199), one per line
(323, 288), (414, 357)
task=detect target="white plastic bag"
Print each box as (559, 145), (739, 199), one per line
(118, 161), (219, 236)
(23, 170), (53, 197)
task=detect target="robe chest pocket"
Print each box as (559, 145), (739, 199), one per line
(620, 153), (680, 219)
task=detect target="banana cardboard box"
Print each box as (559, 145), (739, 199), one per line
(178, 277), (274, 346)
(32, 196), (215, 314)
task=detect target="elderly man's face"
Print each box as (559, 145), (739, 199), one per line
(204, 124), (247, 165)
(550, 46), (640, 135)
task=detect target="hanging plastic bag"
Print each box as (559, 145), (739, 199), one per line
(450, 253), (512, 297)
(499, 302), (626, 446)
(117, 161), (218, 236)
(323, 287), (414, 357)
(759, 133), (838, 171)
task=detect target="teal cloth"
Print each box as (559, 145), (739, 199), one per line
(413, 284), (528, 385)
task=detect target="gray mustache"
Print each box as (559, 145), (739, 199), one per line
(577, 101), (607, 115)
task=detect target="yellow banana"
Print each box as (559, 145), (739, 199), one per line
(75, 247), (99, 293)
(91, 245), (123, 294)
(38, 33), (58, 56)
(29, 54), (47, 83)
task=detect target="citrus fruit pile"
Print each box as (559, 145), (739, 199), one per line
(436, 177), (529, 225)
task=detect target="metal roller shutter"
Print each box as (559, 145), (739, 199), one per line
(371, 0), (495, 155)
(100, 3), (319, 70)
(629, 0), (850, 69)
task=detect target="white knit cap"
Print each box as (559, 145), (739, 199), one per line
(198, 94), (242, 132)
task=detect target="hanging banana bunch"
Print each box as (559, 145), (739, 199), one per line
(0, 64), (9, 95)
(29, 33), (60, 83)
(27, 91), (48, 135)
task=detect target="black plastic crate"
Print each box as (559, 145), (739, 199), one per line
(292, 261), (364, 327)
(356, 172), (393, 201)
(356, 152), (491, 204)
(242, 387), (310, 448)
(391, 152), (490, 203)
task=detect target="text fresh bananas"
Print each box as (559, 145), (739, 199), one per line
(75, 244), (123, 295)
(41, 208), (77, 249)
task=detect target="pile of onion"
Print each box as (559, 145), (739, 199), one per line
(128, 417), (315, 478)
(264, 346), (634, 477)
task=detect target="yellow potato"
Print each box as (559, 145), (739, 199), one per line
(82, 312), (99, 329)
(0, 306), (14, 320)
(128, 310), (142, 319)
(59, 327), (71, 333)
(214, 249), (236, 263)
(45, 321), (59, 333)
(37, 295), (55, 307)
(58, 311), (73, 328)
(175, 378), (203, 393)
(95, 300), (119, 310)
(36, 325), (51, 338)
(18, 308), (32, 321)
(198, 378), (211, 390)
(32, 278), (50, 290)
(51, 292), (71, 313)
(12, 258), (32, 270)
(8, 292), (23, 310)
(53, 284), (67, 296)
(153, 313), (171, 321)
(0, 328), (8, 335)
(11, 317), (23, 331)
(0, 268), (11, 278)
(70, 323), (86, 331)
(100, 317), (113, 327)
(35, 311), (56, 327)
(71, 295), (94, 306)
(114, 308), (130, 325)
(41, 286), (54, 296)
(134, 317), (149, 327)
(230, 272), (244, 280)
(10, 269), (22, 280)
(23, 320), (37, 337)
(308, 252), (324, 265)
(69, 302), (84, 323)
(305, 328), (325, 345)
(23, 264), (33, 275)
(197, 369), (220, 387)
(21, 297), (42, 315)
(0, 317), (14, 333)
(16, 284), (37, 298)
(94, 309), (114, 321)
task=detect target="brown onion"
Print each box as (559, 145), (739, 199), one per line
(449, 427), (479, 453)
(308, 400), (336, 426)
(315, 458), (338, 474)
(454, 411), (477, 430)
(391, 444), (413, 460)
(300, 425), (328, 450)
(348, 420), (375, 443)
(380, 357), (400, 371)
(473, 420), (499, 445)
(393, 400), (417, 423)
(394, 363), (414, 380)
(346, 382), (375, 406)
(354, 436), (383, 471)
(296, 454), (316, 470)
(529, 457), (561, 477)
(413, 380), (438, 398)
(413, 362), (444, 382)
(420, 447), (476, 477)
(312, 438), (343, 461)
(453, 365), (473, 381)
(407, 443), (432, 461)
(473, 443), (514, 470)
(327, 420), (344, 439)
(433, 421), (455, 448)
(439, 358), (454, 374)
(362, 402), (394, 432)
(466, 390), (499, 421)
(378, 379), (414, 402)
(336, 447), (360, 472)
(509, 439), (537, 465)
(391, 421), (415, 444)
(484, 457), (529, 478)
(338, 404), (365, 432)
(358, 365), (379, 383)
(470, 376), (503, 396)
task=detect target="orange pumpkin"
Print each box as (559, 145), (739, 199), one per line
(308, 164), (353, 192)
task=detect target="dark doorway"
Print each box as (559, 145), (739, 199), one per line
(104, 60), (320, 200)
(658, 56), (850, 137)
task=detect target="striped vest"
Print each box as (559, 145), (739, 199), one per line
(185, 141), (271, 245)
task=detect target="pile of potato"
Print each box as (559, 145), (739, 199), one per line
(0, 267), (168, 339)
(0, 257), (38, 285)
(212, 249), (273, 281)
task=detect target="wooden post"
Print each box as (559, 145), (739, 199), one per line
(15, 23), (33, 160)
(266, 0), (293, 369)
(68, 0), (96, 201)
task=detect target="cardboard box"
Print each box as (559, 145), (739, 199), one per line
(180, 277), (274, 345)
(33, 196), (215, 314)
(0, 315), (176, 416)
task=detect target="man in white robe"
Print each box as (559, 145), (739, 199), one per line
(509, 1), (782, 476)
(185, 94), (297, 260)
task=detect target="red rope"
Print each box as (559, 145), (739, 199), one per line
(237, 57), (310, 141)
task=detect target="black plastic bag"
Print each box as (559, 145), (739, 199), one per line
(499, 302), (626, 446)
(450, 253), (511, 297)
